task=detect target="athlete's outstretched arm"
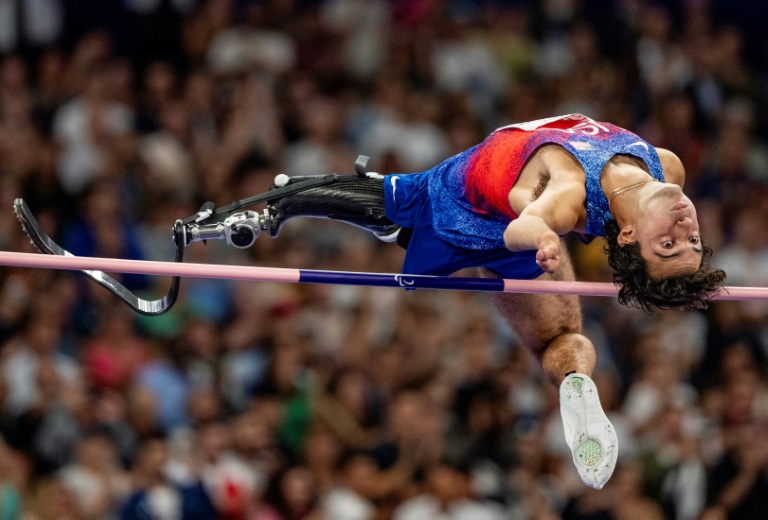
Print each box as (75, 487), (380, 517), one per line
(503, 177), (583, 274)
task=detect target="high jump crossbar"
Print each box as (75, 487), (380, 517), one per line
(0, 250), (759, 301)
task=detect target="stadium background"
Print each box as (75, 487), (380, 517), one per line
(0, 0), (765, 518)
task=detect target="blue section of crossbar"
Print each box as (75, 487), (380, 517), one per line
(298, 270), (506, 292)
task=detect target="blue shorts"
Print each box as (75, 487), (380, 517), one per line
(383, 172), (543, 279)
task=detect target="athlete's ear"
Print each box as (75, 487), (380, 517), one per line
(617, 225), (636, 247)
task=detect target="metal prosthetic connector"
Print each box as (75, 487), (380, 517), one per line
(184, 210), (270, 249)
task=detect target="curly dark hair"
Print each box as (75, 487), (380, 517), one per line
(603, 219), (726, 313)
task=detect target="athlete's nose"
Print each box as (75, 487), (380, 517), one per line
(676, 217), (694, 232)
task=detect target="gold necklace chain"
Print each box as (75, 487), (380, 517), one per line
(608, 179), (656, 205)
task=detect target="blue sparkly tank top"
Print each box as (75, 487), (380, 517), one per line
(428, 114), (666, 249)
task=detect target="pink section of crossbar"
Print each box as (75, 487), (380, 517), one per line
(503, 278), (763, 301)
(0, 251), (300, 284)
(502, 278), (619, 297)
(0, 250), (762, 300)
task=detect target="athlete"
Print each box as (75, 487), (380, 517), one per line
(186, 114), (725, 489)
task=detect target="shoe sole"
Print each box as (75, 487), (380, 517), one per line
(562, 375), (618, 489)
(575, 436), (604, 467)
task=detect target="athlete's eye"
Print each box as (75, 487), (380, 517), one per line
(662, 241), (674, 248)
(690, 236), (700, 245)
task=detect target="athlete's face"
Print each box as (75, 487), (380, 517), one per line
(622, 183), (703, 279)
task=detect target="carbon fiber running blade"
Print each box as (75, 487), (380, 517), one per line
(13, 198), (182, 316)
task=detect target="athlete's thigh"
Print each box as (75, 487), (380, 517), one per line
(479, 245), (583, 354)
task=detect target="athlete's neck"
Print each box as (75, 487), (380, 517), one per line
(601, 162), (654, 223)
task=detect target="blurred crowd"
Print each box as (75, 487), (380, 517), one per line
(0, 0), (765, 518)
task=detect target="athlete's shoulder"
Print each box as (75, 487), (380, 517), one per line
(655, 148), (686, 186)
(535, 143), (585, 174)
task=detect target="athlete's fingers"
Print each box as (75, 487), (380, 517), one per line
(536, 245), (560, 272)
(536, 244), (560, 261)
(536, 257), (559, 273)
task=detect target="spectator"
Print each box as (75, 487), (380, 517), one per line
(322, 452), (377, 520)
(52, 60), (134, 195)
(197, 419), (264, 518)
(393, 459), (506, 520)
(83, 307), (150, 391)
(0, 440), (23, 519)
(265, 465), (322, 520)
(1, 316), (79, 417)
(0, 0), (64, 54)
(57, 431), (131, 518)
(703, 421), (768, 520)
(118, 436), (216, 520)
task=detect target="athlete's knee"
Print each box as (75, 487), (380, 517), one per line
(529, 324), (584, 359)
(539, 332), (596, 385)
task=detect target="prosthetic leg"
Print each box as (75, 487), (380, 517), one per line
(181, 158), (401, 249)
(11, 158), (405, 317)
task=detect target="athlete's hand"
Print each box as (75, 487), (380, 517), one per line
(536, 234), (561, 273)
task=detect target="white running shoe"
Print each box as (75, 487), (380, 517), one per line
(559, 373), (618, 490)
